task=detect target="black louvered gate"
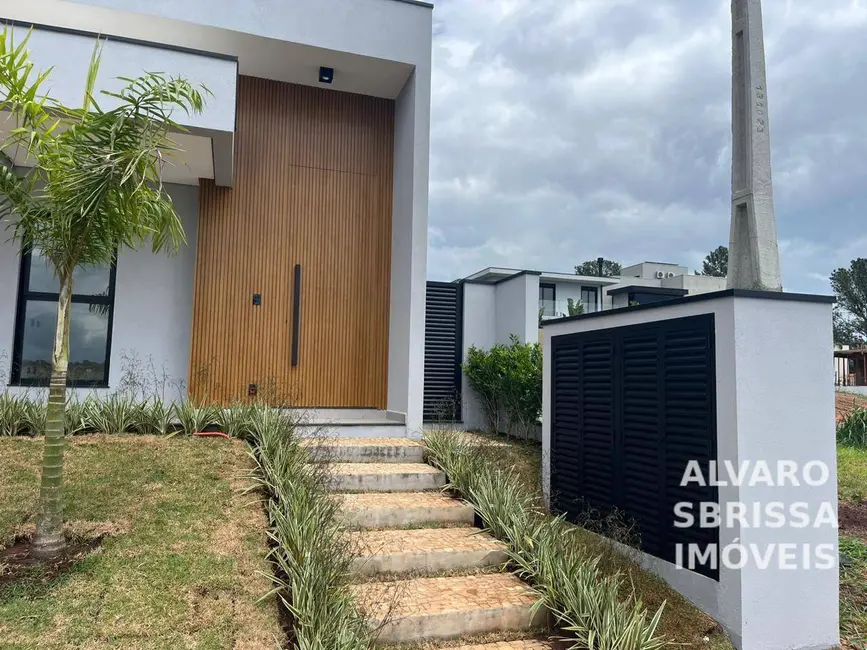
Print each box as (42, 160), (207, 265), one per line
(423, 282), (463, 422)
(551, 314), (719, 579)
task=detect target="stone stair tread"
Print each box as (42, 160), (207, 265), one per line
(448, 641), (556, 650)
(340, 491), (465, 510)
(339, 491), (475, 528)
(352, 527), (505, 557)
(352, 573), (538, 619)
(332, 462), (441, 475)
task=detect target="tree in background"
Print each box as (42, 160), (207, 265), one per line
(696, 246), (729, 277)
(831, 259), (867, 347)
(0, 29), (206, 557)
(575, 258), (621, 277)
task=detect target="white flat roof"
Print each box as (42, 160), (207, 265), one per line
(463, 267), (620, 286)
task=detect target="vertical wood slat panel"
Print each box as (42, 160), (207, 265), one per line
(190, 76), (394, 407)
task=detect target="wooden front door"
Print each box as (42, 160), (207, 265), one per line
(189, 77), (394, 407)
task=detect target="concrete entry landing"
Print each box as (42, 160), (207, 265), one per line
(296, 409), (409, 439)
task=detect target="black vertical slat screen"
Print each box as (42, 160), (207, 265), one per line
(551, 313), (719, 580)
(423, 282), (463, 422)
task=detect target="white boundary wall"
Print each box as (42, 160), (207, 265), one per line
(541, 292), (838, 650)
(461, 273), (540, 430)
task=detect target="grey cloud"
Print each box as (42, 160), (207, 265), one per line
(428, 0), (867, 292)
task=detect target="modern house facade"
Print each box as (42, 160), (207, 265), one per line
(423, 260), (726, 428)
(463, 261), (727, 320)
(0, 0), (433, 433)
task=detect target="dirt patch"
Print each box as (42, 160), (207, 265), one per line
(837, 392), (867, 421)
(0, 536), (104, 587)
(840, 502), (867, 541)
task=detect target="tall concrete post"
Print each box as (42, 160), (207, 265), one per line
(727, 0), (782, 291)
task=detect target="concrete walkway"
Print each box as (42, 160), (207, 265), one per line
(319, 437), (554, 647)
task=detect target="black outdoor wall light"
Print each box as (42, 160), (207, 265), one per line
(319, 66), (334, 84)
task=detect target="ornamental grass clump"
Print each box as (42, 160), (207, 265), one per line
(838, 404), (867, 448)
(0, 392), (30, 436)
(246, 408), (374, 650)
(424, 429), (666, 650)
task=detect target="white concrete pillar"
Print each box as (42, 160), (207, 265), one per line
(542, 291), (838, 650)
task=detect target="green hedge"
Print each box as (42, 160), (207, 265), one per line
(462, 335), (542, 438)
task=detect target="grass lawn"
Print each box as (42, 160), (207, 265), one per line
(840, 445), (867, 504)
(0, 435), (282, 650)
(838, 444), (867, 647)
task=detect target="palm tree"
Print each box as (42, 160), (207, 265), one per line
(0, 28), (206, 558)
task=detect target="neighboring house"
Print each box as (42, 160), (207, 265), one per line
(0, 0), (433, 434)
(835, 346), (867, 395)
(606, 261), (727, 309)
(422, 260), (727, 428)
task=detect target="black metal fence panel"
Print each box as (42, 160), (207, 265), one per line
(423, 282), (463, 422)
(551, 313), (719, 579)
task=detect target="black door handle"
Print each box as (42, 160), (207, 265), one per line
(291, 264), (301, 367)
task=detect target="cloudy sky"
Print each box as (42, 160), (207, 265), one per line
(426, 0), (867, 293)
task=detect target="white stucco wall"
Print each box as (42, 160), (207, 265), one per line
(61, 0), (433, 67)
(494, 273), (539, 345)
(541, 293), (838, 650)
(838, 386), (867, 396)
(664, 274), (728, 295)
(17, 26), (237, 134)
(387, 65), (431, 435)
(621, 261), (689, 280)
(0, 184), (198, 398)
(460, 282), (497, 430)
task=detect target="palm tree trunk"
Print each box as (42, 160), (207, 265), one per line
(32, 271), (73, 558)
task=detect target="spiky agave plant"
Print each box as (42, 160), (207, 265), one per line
(245, 407), (375, 649)
(132, 397), (174, 436)
(0, 392), (30, 436)
(172, 398), (220, 436)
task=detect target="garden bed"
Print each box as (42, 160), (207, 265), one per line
(0, 435), (282, 649)
(426, 429), (734, 650)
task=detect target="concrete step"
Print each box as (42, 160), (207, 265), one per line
(303, 438), (425, 463)
(297, 422), (408, 439)
(339, 492), (475, 528)
(353, 573), (546, 644)
(350, 527), (507, 575)
(330, 463), (446, 493)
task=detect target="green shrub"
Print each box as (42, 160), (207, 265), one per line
(424, 429), (666, 650)
(246, 407), (374, 649)
(838, 405), (867, 447)
(462, 335), (542, 438)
